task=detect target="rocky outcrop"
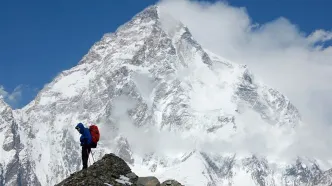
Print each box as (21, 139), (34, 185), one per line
(55, 153), (182, 186)
(161, 180), (183, 186)
(136, 177), (160, 186)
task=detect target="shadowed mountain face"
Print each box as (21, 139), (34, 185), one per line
(0, 5), (331, 186)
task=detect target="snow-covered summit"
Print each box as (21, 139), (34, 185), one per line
(0, 5), (329, 186)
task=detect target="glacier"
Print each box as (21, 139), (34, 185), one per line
(0, 5), (331, 186)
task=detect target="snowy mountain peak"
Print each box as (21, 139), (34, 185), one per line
(134, 5), (159, 21)
(0, 4), (325, 186)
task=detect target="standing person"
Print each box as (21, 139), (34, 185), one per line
(75, 123), (92, 169)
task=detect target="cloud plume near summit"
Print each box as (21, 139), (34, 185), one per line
(150, 0), (332, 163)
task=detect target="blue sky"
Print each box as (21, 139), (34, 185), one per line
(0, 0), (331, 108)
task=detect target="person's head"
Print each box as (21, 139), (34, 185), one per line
(75, 123), (84, 134)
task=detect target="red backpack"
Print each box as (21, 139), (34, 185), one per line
(89, 124), (100, 148)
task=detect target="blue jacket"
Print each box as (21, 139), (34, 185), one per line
(76, 123), (92, 146)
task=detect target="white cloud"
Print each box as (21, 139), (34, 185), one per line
(102, 95), (196, 158)
(0, 85), (24, 108)
(0, 86), (8, 99)
(156, 0), (332, 163)
(308, 29), (332, 43)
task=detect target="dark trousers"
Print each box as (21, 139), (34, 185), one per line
(82, 145), (91, 169)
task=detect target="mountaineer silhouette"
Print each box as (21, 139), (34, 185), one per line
(75, 123), (100, 169)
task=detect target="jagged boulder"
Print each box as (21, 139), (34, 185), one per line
(161, 180), (183, 186)
(126, 172), (139, 183)
(136, 176), (160, 186)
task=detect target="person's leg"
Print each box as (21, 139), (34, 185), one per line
(88, 146), (91, 155)
(87, 146), (91, 163)
(82, 145), (88, 169)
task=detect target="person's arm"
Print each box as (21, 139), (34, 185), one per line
(80, 135), (87, 146)
(80, 129), (89, 146)
(80, 135), (83, 146)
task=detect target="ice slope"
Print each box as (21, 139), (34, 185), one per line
(0, 5), (331, 186)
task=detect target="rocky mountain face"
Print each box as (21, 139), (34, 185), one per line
(0, 5), (332, 186)
(0, 98), (19, 186)
(0, 98), (41, 186)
